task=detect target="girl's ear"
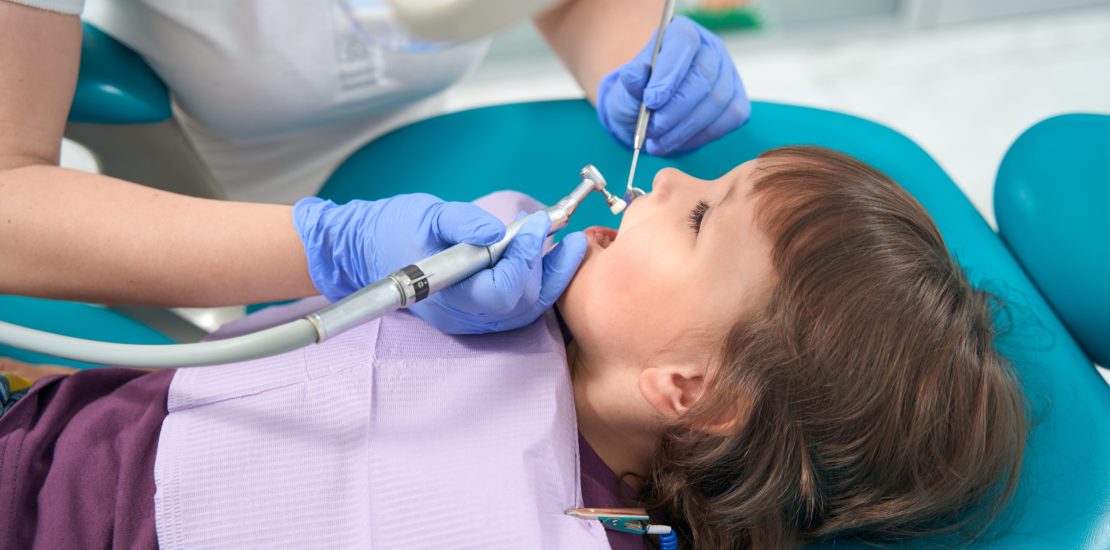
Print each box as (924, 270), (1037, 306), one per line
(639, 366), (747, 435)
(638, 366), (706, 419)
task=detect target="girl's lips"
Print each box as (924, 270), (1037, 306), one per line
(583, 226), (618, 249)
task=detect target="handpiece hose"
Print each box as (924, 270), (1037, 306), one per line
(0, 166), (612, 368)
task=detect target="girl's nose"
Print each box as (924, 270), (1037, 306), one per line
(649, 168), (690, 200)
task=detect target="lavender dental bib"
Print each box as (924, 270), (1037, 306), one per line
(153, 306), (608, 549)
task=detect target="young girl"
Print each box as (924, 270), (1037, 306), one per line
(571, 146), (1027, 548)
(0, 146), (1026, 549)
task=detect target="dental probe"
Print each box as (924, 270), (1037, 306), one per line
(625, 0), (677, 204)
(0, 166), (618, 368)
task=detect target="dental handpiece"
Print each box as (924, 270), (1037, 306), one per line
(307, 164), (625, 340)
(0, 165), (621, 368)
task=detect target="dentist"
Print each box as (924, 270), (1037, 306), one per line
(0, 0), (749, 334)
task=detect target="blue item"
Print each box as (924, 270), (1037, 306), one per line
(659, 530), (678, 550)
(68, 23), (171, 125)
(0, 372), (34, 417)
(597, 16), (750, 155)
(293, 195), (586, 334)
(995, 113), (1110, 367)
(1, 22), (1104, 549)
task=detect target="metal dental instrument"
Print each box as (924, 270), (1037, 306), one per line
(0, 166), (617, 368)
(625, 0), (677, 205)
(586, 164), (627, 215)
(565, 508), (674, 536)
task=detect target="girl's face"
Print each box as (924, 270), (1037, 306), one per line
(559, 160), (776, 373)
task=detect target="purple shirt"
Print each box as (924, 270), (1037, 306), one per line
(0, 367), (173, 549)
(0, 365), (645, 550)
(578, 433), (650, 550)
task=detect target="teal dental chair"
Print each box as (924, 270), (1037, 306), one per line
(2, 23), (1108, 548)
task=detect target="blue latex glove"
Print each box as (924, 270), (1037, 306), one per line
(597, 16), (750, 156)
(293, 194), (587, 335)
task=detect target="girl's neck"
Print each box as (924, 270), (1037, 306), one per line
(567, 340), (655, 490)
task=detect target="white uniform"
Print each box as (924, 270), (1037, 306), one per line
(14, 0), (491, 203)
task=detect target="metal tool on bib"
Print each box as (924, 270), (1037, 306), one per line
(566, 507), (679, 549)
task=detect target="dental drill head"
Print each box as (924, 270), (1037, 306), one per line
(551, 165), (625, 230)
(580, 165), (627, 215)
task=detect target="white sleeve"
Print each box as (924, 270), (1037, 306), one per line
(4, 0), (84, 15)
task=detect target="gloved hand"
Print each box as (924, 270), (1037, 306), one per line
(597, 16), (750, 156)
(293, 194), (587, 335)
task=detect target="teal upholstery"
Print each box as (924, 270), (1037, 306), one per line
(995, 114), (1110, 367)
(68, 23), (171, 124)
(321, 100), (1110, 548)
(2, 21), (1103, 548)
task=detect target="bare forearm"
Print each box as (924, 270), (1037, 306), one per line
(0, 164), (316, 307)
(535, 0), (664, 103)
(0, 4), (313, 307)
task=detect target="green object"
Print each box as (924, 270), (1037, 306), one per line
(683, 5), (763, 32)
(67, 23), (171, 124)
(321, 99), (1109, 549)
(995, 114), (1110, 368)
(0, 296), (174, 369)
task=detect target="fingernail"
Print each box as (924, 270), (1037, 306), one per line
(479, 221), (506, 243)
(645, 89), (668, 109)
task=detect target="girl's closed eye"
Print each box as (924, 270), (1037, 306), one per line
(688, 200), (709, 234)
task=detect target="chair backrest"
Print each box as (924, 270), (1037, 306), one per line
(320, 99), (1110, 548)
(69, 23), (170, 124)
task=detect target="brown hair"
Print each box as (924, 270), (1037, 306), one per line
(639, 146), (1028, 549)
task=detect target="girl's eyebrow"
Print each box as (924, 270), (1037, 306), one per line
(703, 178), (741, 230)
(718, 180), (741, 211)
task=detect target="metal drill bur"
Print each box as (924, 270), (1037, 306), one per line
(601, 188), (627, 215)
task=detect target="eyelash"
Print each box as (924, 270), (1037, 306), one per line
(688, 200), (709, 234)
